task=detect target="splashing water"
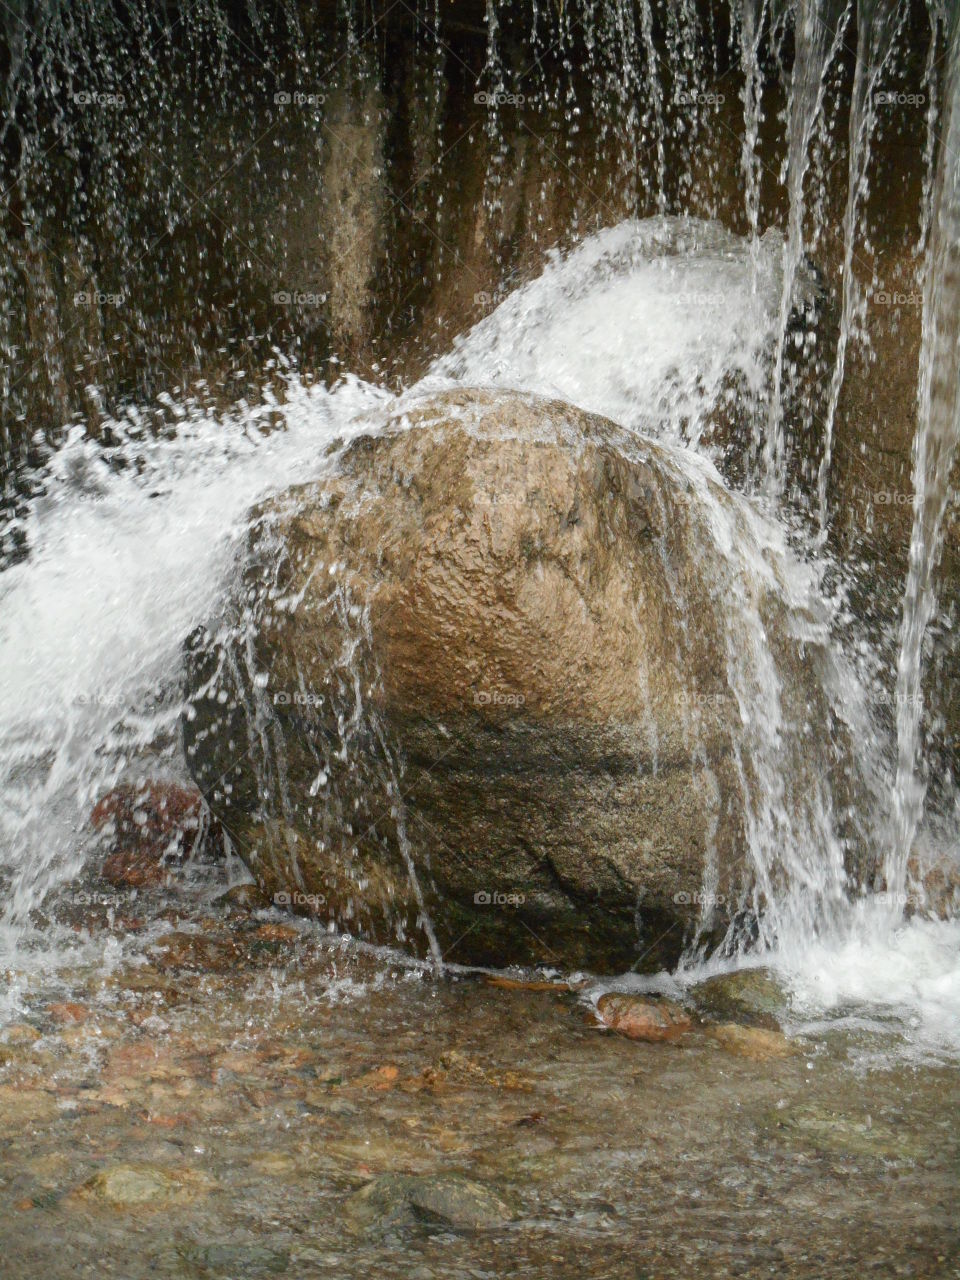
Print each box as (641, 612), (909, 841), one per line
(0, 375), (391, 936)
(0, 214), (958, 1053)
(732, 0), (768, 261)
(422, 218), (785, 445)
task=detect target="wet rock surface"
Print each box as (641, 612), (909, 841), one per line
(596, 994), (693, 1043)
(707, 1024), (800, 1061)
(91, 781), (223, 889)
(344, 1172), (516, 1234)
(690, 968), (788, 1030)
(184, 388), (860, 972)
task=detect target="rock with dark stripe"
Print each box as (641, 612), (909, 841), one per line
(183, 388), (860, 971)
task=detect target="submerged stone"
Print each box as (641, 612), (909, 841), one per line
(707, 1023), (799, 1061)
(343, 1172), (516, 1233)
(765, 1105), (927, 1163)
(596, 994), (693, 1043)
(91, 780), (222, 889)
(83, 1163), (214, 1206)
(690, 968), (788, 1030)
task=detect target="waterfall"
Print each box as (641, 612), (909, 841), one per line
(762, 0), (851, 493)
(890, 11), (960, 902)
(0, 0), (958, 1044)
(817, 0), (910, 531)
(732, 0), (769, 255)
(638, 0), (668, 214)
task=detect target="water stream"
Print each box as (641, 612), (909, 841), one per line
(0, 0), (959, 1065)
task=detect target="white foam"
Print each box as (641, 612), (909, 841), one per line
(0, 374), (390, 931)
(772, 901), (960, 1059)
(422, 217), (782, 442)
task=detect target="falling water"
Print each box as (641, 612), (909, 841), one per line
(890, 12), (960, 902)
(918, 2), (948, 258)
(732, 0), (769, 259)
(638, 0), (668, 214)
(817, 0), (909, 530)
(762, 0), (850, 492)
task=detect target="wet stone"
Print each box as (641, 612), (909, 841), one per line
(595, 994), (693, 1043)
(81, 1163), (215, 1206)
(214, 882), (271, 912)
(689, 968), (787, 1030)
(343, 1172), (517, 1234)
(764, 1106), (929, 1163)
(1, 1023), (42, 1045)
(707, 1023), (800, 1061)
(177, 1242), (290, 1276)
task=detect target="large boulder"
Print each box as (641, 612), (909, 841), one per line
(183, 388), (863, 971)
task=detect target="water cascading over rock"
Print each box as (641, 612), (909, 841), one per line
(183, 388), (872, 971)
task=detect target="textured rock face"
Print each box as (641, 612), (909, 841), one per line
(183, 388), (858, 971)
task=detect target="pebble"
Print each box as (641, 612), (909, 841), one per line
(596, 994), (693, 1043)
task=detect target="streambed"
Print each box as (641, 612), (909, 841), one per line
(0, 870), (957, 1280)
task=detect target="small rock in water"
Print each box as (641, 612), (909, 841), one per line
(92, 780), (222, 889)
(690, 968), (786, 1030)
(82, 1163), (214, 1206)
(766, 1106), (925, 1162)
(707, 1023), (799, 1061)
(596, 994), (692, 1043)
(47, 1002), (91, 1025)
(344, 1172), (516, 1233)
(178, 1243), (289, 1275)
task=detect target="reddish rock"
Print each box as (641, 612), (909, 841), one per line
(91, 781), (222, 888)
(47, 1002), (91, 1025)
(596, 994), (693, 1043)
